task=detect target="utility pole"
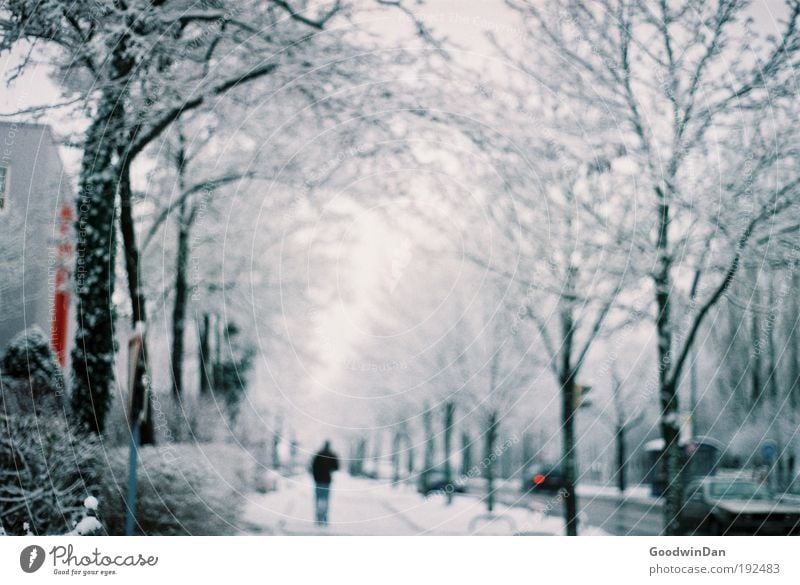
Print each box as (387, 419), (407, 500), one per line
(125, 325), (149, 536)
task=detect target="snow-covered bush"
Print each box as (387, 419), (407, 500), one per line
(1, 327), (65, 415)
(254, 469), (281, 494)
(162, 394), (231, 444)
(101, 389), (234, 448)
(95, 444), (252, 535)
(67, 496), (103, 536)
(0, 413), (101, 535)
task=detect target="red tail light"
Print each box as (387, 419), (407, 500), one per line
(533, 474), (546, 485)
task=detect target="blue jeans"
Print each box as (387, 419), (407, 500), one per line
(315, 484), (331, 525)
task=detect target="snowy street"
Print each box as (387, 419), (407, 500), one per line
(241, 474), (606, 536)
(4, 0), (800, 556)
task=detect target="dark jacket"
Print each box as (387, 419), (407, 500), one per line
(312, 448), (339, 485)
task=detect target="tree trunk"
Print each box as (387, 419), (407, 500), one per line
(750, 288), (763, 405)
(423, 404), (435, 483)
(70, 31), (139, 435)
(349, 437), (367, 476)
(616, 425), (626, 493)
(654, 194), (682, 536)
(356, 437), (367, 476)
(461, 431), (472, 476)
(689, 345), (699, 437)
(484, 411), (498, 513)
(406, 432), (415, 476)
(767, 282), (779, 403)
(170, 204), (190, 399)
(169, 140), (191, 399)
(791, 269), (800, 411)
(560, 304), (579, 536)
(212, 316), (223, 390)
(198, 313), (211, 395)
(118, 162), (155, 445)
(391, 431), (402, 485)
(560, 372), (578, 534)
(70, 94), (122, 435)
(501, 442), (515, 479)
(443, 401), (455, 503)
(271, 416), (282, 470)
(372, 430), (382, 476)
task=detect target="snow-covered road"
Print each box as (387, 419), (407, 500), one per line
(241, 474), (605, 535)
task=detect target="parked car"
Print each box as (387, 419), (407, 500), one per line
(680, 477), (800, 535)
(520, 464), (564, 493)
(644, 436), (723, 496)
(417, 469), (466, 496)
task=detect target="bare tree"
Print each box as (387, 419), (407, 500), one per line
(505, 0), (800, 534)
(598, 368), (645, 493)
(0, 0), (440, 436)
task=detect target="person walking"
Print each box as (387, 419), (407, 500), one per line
(311, 441), (339, 525)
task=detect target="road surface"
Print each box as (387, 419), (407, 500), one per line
(484, 483), (664, 535)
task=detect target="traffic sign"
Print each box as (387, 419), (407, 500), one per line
(761, 440), (778, 462)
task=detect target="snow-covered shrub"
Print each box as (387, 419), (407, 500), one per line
(95, 443), (252, 535)
(210, 322), (255, 423)
(67, 496), (103, 536)
(101, 389), (233, 448)
(161, 394), (230, 444)
(0, 413), (101, 535)
(1, 327), (65, 415)
(254, 469), (281, 494)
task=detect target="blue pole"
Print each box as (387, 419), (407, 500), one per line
(125, 421), (140, 536)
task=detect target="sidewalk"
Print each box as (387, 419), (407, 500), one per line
(241, 473), (606, 535)
(577, 483), (663, 510)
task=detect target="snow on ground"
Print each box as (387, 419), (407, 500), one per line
(242, 473), (607, 535)
(576, 483), (660, 507)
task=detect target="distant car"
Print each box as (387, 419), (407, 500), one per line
(521, 464), (564, 493)
(417, 469), (466, 496)
(680, 477), (800, 535)
(778, 476), (800, 505)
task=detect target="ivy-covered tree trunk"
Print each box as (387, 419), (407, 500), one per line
(70, 94), (122, 434)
